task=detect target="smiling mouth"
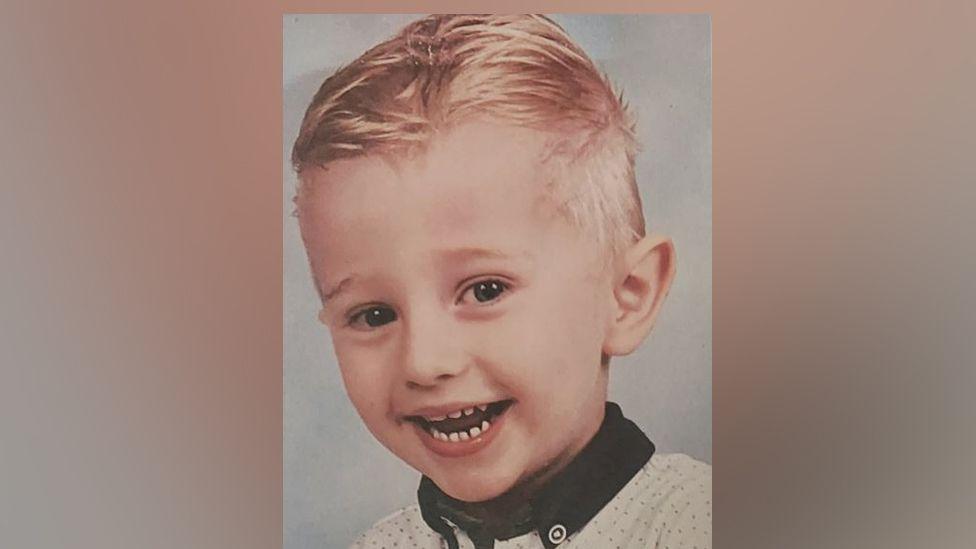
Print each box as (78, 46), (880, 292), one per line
(407, 399), (514, 443)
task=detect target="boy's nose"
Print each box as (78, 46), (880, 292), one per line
(399, 315), (469, 388)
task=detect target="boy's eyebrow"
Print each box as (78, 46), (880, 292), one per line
(321, 248), (521, 301)
(434, 247), (515, 262)
(322, 276), (354, 302)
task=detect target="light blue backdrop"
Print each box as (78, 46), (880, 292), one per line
(284, 14), (711, 549)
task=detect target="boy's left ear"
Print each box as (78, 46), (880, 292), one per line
(603, 234), (676, 357)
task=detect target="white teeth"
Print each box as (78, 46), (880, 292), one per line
(431, 424), (490, 443)
(427, 404), (491, 422)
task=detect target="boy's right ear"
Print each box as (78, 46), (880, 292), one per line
(602, 234), (676, 357)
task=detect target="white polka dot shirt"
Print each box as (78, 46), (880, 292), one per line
(350, 453), (712, 549)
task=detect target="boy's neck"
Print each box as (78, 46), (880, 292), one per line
(418, 402), (655, 544)
(497, 399), (607, 505)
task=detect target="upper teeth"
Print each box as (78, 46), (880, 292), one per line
(427, 405), (488, 422)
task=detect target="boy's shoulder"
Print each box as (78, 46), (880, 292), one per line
(348, 504), (442, 549)
(349, 453), (711, 549)
(638, 452), (712, 514)
(570, 452), (712, 548)
(644, 452), (712, 483)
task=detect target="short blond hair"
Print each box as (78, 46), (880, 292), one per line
(293, 14), (645, 254)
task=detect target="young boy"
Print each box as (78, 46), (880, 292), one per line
(292, 15), (711, 549)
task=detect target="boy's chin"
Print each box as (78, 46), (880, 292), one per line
(429, 467), (521, 503)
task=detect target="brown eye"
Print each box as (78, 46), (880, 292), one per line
(460, 279), (509, 304)
(349, 306), (397, 329)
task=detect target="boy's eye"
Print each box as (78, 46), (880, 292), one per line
(349, 306), (397, 330)
(459, 279), (509, 305)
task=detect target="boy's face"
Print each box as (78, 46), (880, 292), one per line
(300, 122), (616, 502)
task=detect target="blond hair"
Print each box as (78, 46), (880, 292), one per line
(292, 14), (645, 254)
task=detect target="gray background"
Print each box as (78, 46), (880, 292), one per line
(284, 14), (710, 549)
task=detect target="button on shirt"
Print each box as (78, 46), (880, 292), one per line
(350, 404), (711, 549)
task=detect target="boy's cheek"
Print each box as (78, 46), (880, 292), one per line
(338, 371), (391, 427)
(333, 347), (389, 397)
(462, 311), (550, 358)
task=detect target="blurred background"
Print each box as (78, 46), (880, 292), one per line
(2, 1), (974, 549)
(283, 14), (711, 549)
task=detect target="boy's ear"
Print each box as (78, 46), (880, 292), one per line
(603, 234), (676, 357)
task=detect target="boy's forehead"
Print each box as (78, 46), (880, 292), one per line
(427, 121), (553, 161)
(300, 122), (564, 232)
(297, 122), (608, 293)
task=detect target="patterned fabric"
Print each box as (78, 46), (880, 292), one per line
(350, 453), (711, 549)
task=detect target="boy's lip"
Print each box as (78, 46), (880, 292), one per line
(411, 401), (511, 458)
(402, 398), (509, 421)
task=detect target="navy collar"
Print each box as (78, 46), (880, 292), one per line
(418, 402), (655, 549)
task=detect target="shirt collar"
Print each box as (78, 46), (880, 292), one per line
(417, 402), (655, 548)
